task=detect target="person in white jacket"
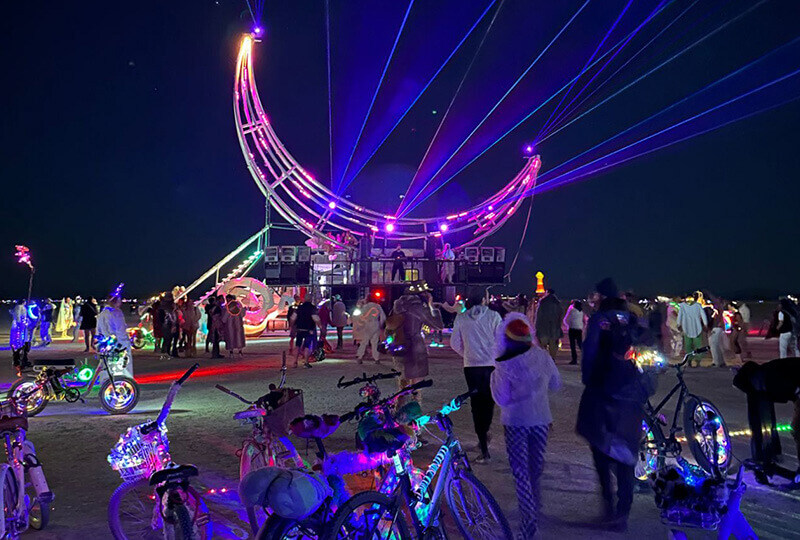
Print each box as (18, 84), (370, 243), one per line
(355, 298), (386, 364)
(451, 294), (502, 463)
(97, 295), (133, 378)
(491, 312), (561, 539)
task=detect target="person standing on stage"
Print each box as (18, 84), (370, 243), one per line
(390, 244), (406, 282)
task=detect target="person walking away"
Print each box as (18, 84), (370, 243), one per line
(147, 299), (163, 353)
(351, 298), (365, 349)
(331, 295), (348, 350)
(290, 300), (320, 368)
(677, 293), (707, 366)
(451, 294), (502, 464)
(39, 299), (55, 346)
(707, 299), (727, 368)
(388, 281), (443, 406)
(223, 294), (246, 357)
(665, 299), (682, 358)
(71, 297), (83, 342)
(727, 302), (750, 363)
(9, 300), (28, 351)
(317, 297), (332, 352)
(491, 313), (561, 538)
(777, 298), (800, 358)
(205, 296), (223, 358)
(355, 297), (386, 365)
(286, 295), (301, 354)
(563, 300), (585, 365)
(55, 297), (74, 338)
(79, 296), (99, 352)
(390, 244), (406, 282)
(97, 295), (134, 378)
(534, 289), (563, 360)
(576, 278), (655, 532)
(181, 297), (201, 357)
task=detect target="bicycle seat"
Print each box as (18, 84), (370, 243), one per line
(149, 464), (199, 486)
(0, 416), (28, 434)
(33, 359), (76, 368)
(289, 414), (340, 440)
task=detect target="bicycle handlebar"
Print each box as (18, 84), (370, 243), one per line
(414, 389), (476, 428)
(142, 363), (199, 434)
(340, 379), (433, 422)
(215, 384), (253, 404)
(337, 369), (401, 388)
(677, 346), (711, 367)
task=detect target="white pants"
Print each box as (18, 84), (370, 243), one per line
(709, 327), (726, 367)
(779, 332), (800, 358)
(356, 328), (381, 362)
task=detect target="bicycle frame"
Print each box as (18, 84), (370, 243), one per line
(0, 429), (51, 538)
(645, 363), (700, 442)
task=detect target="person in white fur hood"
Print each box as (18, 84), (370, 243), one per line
(490, 312), (561, 539)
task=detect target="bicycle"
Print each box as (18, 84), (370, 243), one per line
(8, 334), (140, 416)
(107, 363), (212, 540)
(129, 325), (156, 350)
(0, 397), (54, 539)
(216, 353), (305, 534)
(636, 347), (732, 480)
(324, 388), (513, 540)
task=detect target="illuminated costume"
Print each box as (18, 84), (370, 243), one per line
(665, 302), (682, 357)
(97, 304), (133, 377)
(39, 299), (55, 345)
(9, 302), (28, 350)
(54, 298), (74, 338)
(355, 301), (386, 364)
(440, 244), (455, 284)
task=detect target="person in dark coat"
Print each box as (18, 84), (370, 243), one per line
(534, 289), (563, 359)
(79, 297), (99, 352)
(205, 295), (223, 359)
(576, 278), (654, 532)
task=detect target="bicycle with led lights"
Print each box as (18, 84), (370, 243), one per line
(636, 347), (732, 480)
(107, 363), (211, 540)
(7, 334), (139, 416)
(0, 396), (53, 539)
(323, 389), (513, 540)
(216, 353), (305, 534)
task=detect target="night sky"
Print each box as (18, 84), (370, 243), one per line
(2, 0), (799, 301)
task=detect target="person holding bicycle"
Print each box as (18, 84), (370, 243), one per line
(491, 312), (560, 539)
(576, 277), (655, 532)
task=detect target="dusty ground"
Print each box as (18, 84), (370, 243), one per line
(0, 331), (798, 540)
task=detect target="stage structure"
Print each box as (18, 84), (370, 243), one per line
(178, 34), (541, 326)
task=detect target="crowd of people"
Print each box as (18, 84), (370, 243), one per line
(8, 296), (101, 351)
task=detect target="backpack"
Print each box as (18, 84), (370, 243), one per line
(383, 312), (408, 356)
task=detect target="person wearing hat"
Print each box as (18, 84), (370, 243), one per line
(576, 277), (653, 532)
(390, 281), (443, 403)
(490, 312), (560, 539)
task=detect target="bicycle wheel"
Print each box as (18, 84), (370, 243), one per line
(1, 467), (20, 537)
(323, 491), (410, 540)
(683, 396), (732, 474)
(8, 380), (47, 416)
(108, 478), (162, 540)
(99, 377), (139, 414)
(174, 503), (195, 540)
(444, 470), (512, 540)
(635, 418), (666, 481)
(258, 514), (324, 539)
(25, 483), (50, 530)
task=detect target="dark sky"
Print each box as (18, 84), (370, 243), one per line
(2, 0), (799, 301)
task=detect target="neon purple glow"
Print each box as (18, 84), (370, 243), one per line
(439, 223), (448, 232)
(254, 27), (263, 35)
(525, 145), (534, 154)
(327, 201), (336, 210)
(385, 222), (395, 233)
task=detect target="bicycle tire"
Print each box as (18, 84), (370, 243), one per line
(444, 469), (512, 540)
(25, 483), (50, 530)
(8, 380), (47, 417)
(683, 396), (732, 474)
(99, 377), (139, 415)
(2, 467), (20, 537)
(258, 513), (324, 540)
(635, 417), (666, 481)
(322, 490), (410, 540)
(175, 503), (194, 540)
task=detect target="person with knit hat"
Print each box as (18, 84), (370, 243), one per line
(491, 312), (561, 539)
(576, 277), (654, 532)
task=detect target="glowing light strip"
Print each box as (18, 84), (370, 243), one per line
(397, 0), (590, 217)
(538, 0), (771, 143)
(337, 0), (415, 192)
(336, 0), (498, 195)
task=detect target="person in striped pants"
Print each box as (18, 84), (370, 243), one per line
(491, 313), (561, 538)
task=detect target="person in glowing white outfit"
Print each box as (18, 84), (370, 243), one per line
(97, 296), (133, 378)
(355, 298), (386, 364)
(440, 243), (456, 284)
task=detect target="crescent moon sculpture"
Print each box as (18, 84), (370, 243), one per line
(234, 35), (540, 250)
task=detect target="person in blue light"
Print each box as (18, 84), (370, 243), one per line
(39, 298), (55, 346)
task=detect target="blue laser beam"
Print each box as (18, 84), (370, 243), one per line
(539, 37), (800, 181)
(398, 0), (506, 212)
(536, 0), (638, 140)
(537, 0), (770, 144)
(335, 0), (498, 196)
(397, 0), (592, 217)
(399, 0), (765, 217)
(538, 0), (703, 142)
(335, 0), (415, 193)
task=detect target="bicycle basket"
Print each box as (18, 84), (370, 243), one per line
(108, 424), (171, 482)
(263, 388), (304, 437)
